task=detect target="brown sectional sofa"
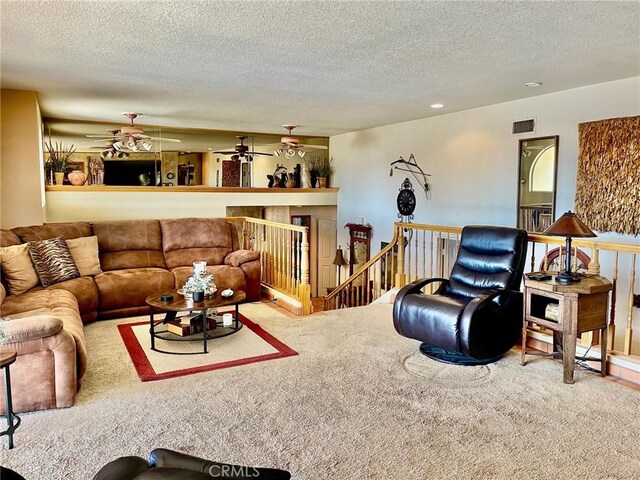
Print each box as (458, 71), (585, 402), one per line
(0, 218), (261, 414)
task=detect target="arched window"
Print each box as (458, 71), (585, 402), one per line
(529, 145), (555, 192)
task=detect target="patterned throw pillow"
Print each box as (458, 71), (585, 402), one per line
(27, 237), (80, 287)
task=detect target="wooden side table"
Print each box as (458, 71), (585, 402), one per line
(1, 350), (21, 449)
(520, 275), (612, 384)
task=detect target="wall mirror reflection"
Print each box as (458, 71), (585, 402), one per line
(517, 135), (558, 232)
(42, 118), (328, 188)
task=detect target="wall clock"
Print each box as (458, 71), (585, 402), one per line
(397, 178), (416, 220)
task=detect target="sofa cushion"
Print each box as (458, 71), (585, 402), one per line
(92, 220), (166, 270)
(0, 229), (21, 247)
(47, 276), (99, 322)
(0, 288), (87, 380)
(27, 237), (80, 287)
(0, 283), (5, 305)
(12, 222), (91, 242)
(66, 236), (102, 276)
(94, 268), (175, 312)
(160, 218), (234, 269)
(172, 265), (247, 294)
(0, 244), (39, 295)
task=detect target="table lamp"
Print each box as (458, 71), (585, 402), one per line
(332, 246), (348, 285)
(542, 211), (596, 284)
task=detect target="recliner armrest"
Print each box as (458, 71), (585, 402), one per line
(224, 249), (260, 267)
(1, 314), (63, 344)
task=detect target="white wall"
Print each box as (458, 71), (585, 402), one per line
(330, 77), (640, 251)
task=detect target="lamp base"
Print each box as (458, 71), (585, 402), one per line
(555, 271), (581, 284)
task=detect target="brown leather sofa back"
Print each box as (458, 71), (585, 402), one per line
(160, 218), (234, 269)
(0, 229), (21, 247)
(12, 222), (91, 242)
(92, 220), (166, 271)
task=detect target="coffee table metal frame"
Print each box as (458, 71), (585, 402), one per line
(146, 289), (246, 355)
(1, 351), (21, 449)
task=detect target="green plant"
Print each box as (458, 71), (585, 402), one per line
(305, 155), (333, 178)
(182, 273), (215, 293)
(45, 140), (76, 173)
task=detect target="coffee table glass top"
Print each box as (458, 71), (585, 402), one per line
(146, 289), (246, 311)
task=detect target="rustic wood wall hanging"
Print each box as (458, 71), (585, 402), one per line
(574, 116), (640, 236)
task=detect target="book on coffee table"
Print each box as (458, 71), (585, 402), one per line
(168, 317), (217, 337)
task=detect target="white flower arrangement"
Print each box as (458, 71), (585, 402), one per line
(182, 273), (216, 294)
(0, 318), (9, 344)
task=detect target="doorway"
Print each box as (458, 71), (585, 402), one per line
(317, 217), (337, 297)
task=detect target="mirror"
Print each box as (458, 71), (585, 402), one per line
(517, 136), (558, 232)
(42, 118), (328, 188)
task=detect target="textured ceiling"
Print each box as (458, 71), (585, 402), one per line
(2, 1), (639, 136)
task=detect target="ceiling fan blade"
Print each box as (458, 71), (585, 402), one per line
(298, 144), (328, 150)
(251, 151), (274, 156)
(86, 134), (119, 138)
(212, 151), (239, 155)
(144, 136), (182, 143)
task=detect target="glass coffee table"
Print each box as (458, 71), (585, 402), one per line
(145, 289), (246, 355)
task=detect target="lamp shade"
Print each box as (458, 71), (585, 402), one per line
(332, 246), (348, 266)
(543, 211), (596, 238)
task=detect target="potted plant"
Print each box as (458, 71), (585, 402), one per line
(45, 140), (76, 185)
(304, 155), (322, 188)
(182, 273), (216, 301)
(315, 156), (334, 188)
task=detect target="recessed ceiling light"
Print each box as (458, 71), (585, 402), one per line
(430, 103), (444, 109)
(525, 82), (542, 87)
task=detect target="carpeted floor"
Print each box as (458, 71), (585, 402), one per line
(2, 301), (639, 479)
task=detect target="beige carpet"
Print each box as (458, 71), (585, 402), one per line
(2, 301), (639, 479)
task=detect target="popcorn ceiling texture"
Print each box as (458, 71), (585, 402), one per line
(1, 1), (638, 135)
(3, 302), (640, 479)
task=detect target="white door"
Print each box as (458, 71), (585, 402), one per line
(317, 218), (337, 297)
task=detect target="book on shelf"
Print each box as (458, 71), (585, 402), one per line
(168, 317), (217, 337)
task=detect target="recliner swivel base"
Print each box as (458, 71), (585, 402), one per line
(419, 343), (502, 366)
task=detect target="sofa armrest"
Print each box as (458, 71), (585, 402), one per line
(2, 315), (63, 344)
(224, 249), (260, 267)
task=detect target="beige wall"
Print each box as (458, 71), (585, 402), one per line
(1, 89), (45, 228)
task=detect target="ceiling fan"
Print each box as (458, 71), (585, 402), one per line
(88, 130), (129, 159)
(266, 125), (328, 158)
(86, 113), (181, 152)
(210, 136), (273, 161)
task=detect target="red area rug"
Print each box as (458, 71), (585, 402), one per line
(118, 311), (298, 382)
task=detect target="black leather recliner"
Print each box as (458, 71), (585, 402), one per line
(393, 225), (528, 365)
(92, 448), (291, 480)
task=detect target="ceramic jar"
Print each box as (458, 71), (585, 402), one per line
(68, 170), (87, 186)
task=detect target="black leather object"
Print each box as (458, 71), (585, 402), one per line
(393, 225), (528, 361)
(93, 448), (291, 480)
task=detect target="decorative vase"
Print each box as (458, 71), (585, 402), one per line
(192, 291), (205, 302)
(317, 177), (327, 188)
(54, 172), (65, 186)
(310, 174), (318, 188)
(68, 170), (87, 186)
(301, 164), (311, 188)
(286, 179), (296, 188)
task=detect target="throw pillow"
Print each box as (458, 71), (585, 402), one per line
(0, 244), (39, 295)
(66, 236), (102, 277)
(27, 237), (80, 287)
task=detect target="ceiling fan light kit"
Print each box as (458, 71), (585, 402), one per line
(85, 113), (181, 154)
